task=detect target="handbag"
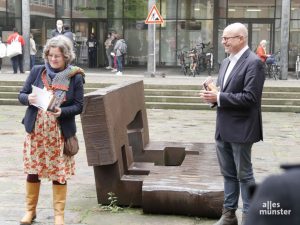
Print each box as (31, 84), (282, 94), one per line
(6, 35), (22, 58)
(0, 43), (6, 58)
(63, 135), (79, 156)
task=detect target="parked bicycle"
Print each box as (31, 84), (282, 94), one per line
(176, 43), (218, 76)
(177, 48), (189, 76)
(265, 50), (281, 80)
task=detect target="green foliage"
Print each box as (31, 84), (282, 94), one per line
(100, 192), (123, 212)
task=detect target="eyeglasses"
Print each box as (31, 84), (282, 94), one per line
(48, 54), (63, 59)
(221, 36), (240, 41)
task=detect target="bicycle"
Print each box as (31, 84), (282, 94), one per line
(195, 43), (215, 75)
(265, 50), (280, 80)
(176, 48), (189, 76)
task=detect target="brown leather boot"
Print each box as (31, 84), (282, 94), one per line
(53, 184), (67, 225)
(213, 208), (238, 225)
(20, 182), (40, 225)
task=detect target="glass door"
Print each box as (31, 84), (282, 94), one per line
(73, 21), (100, 67)
(227, 19), (274, 54)
(250, 23), (273, 54)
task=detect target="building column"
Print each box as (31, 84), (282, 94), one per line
(22, 0), (30, 71)
(280, 0), (290, 80)
(146, 0), (156, 76)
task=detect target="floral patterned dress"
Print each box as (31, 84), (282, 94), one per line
(23, 78), (75, 184)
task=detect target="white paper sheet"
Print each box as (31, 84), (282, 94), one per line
(31, 85), (53, 111)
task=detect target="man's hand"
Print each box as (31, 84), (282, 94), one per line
(200, 90), (218, 104)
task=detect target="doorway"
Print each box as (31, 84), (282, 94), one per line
(72, 20), (107, 67)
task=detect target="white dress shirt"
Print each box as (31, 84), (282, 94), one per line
(217, 45), (249, 106)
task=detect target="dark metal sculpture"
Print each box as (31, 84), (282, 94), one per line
(80, 80), (223, 218)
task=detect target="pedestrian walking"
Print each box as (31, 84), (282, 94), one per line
(104, 32), (113, 69)
(18, 35), (85, 225)
(0, 37), (6, 73)
(201, 22), (265, 225)
(30, 33), (37, 70)
(113, 34), (127, 76)
(110, 32), (118, 72)
(7, 28), (25, 74)
(86, 33), (98, 68)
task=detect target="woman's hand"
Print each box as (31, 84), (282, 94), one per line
(51, 107), (62, 117)
(28, 93), (37, 105)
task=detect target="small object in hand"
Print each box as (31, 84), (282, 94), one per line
(202, 77), (218, 92)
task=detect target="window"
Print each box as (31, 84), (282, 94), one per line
(73, 0), (107, 18)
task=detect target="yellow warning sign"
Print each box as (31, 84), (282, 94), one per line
(145, 5), (164, 24)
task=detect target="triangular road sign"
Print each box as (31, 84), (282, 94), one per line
(145, 5), (164, 24)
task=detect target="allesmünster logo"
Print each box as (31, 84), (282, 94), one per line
(259, 201), (291, 216)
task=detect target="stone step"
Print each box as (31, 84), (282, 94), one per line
(2, 80), (300, 92)
(2, 86), (300, 99)
(2, 97), (300, 112)
(146, 96), (300, 106)
(146, 102), (300, 112)
(1, 80), (300, 112)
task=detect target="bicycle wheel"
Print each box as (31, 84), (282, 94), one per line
(206, 59), (212, 75)
(270, 65), (276, 80)
(274, 66), (281, 80)
(181, 64), (187, 75)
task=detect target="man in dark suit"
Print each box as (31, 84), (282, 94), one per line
(201, 22), (265, 225)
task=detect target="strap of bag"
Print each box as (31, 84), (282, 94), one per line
(13, 35), (19, 43)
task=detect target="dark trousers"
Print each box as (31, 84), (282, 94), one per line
(88, 49), (97, 68)
(0, 58), (2, 70)
(30, 55), (35, 70)
(11, 54), (24, 73)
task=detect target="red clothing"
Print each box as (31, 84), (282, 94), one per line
(256, 45), (267, 62)
(7, 32), (25, 46)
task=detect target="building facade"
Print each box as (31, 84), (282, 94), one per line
(0, 0), (299, 72)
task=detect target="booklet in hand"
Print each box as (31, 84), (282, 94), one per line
(202, 77), (218, 92)
(202, 77), (218, 108)
(31, 85), (62, 112)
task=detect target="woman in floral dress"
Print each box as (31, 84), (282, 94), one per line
(18, 35), (85, 225)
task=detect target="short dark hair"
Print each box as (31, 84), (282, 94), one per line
(13, 27), (18, 33)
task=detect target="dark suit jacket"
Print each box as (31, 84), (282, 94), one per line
(215, 48), (265, 143)
(18, 65), (84, 139)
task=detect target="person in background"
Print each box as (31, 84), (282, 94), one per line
(104, 32), (113, 70)
(63, 24), (74, 44)
(86, 33), (98, 68)
(245, 164), (300, 225)
(110, 32), (118, 72)
(18, 35), (85, 225)
(52, 20), (64, 37)
(113, 33), (126, 76)
(0, 37), (6, 73)
(201, 23), (265, 225)
(256, 40), (270, 63)
(7, 27), (25, 74)
(30, 33), (37, 70)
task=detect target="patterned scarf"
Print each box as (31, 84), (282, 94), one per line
(44, 63), (85, 108)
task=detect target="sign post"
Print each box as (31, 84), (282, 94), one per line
(145, 5), (164, 76)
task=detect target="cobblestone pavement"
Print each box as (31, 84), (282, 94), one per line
(1, 104), (300, 224)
